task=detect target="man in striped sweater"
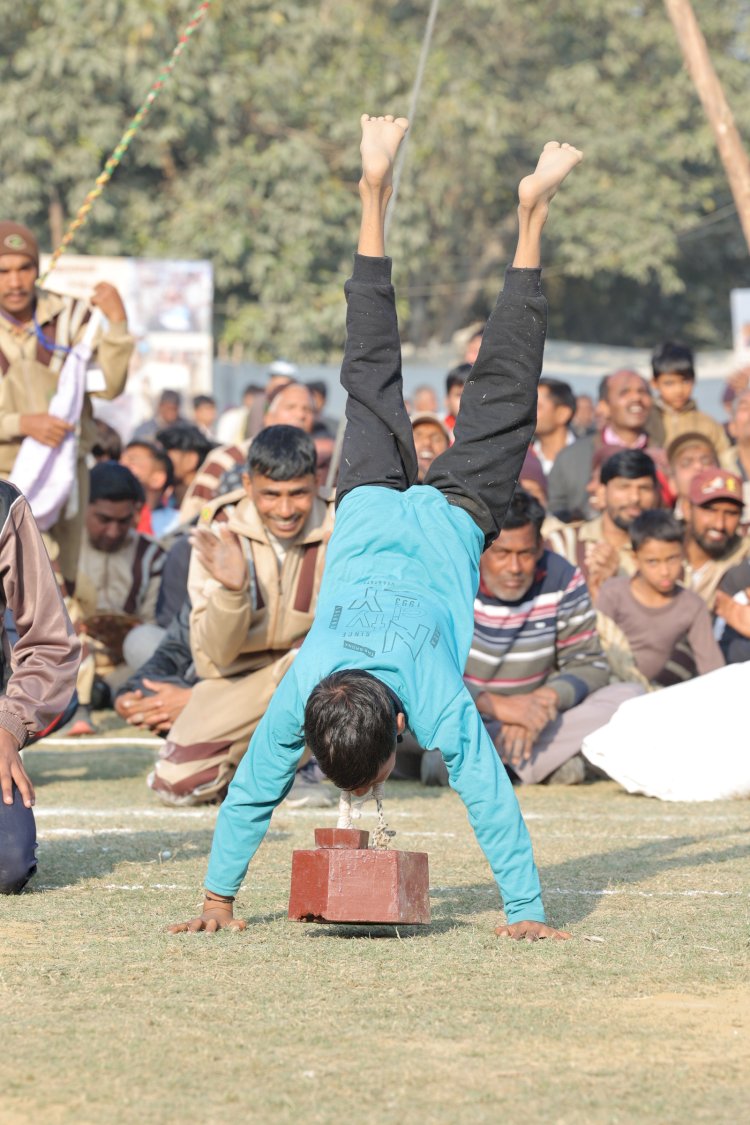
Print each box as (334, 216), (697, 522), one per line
(464, 489), (641, 784)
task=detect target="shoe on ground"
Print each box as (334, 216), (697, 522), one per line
(284, 760), (336, 808)
(420, 748), (449, 787)
(90, 678), (112, 710)
(545, 753), (586, 786)
(56, 705), (97, 737)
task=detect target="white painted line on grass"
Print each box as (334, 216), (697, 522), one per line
(34, 807), (216, 819)
(545, 887), (747, 898)
(34, 737), (162, 748)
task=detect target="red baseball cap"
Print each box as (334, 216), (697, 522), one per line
(687, 467), (743, 507)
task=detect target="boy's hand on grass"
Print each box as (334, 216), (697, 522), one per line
(495, 920), (572, 942)
(0, 728), (34, 808)
(167, 895), (247, 934)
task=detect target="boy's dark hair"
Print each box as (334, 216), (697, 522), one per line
(600, 449), (657, 486)
(502, 488), (546, 542)
(247, 425), (317, 480)
(304, 670), (398, 791)
(651, 342), (695, 382)
(89, 461), (144, 506)
(193, 394), (216, 409)
(159, 389), (182, 407)
(630, 509), (684, 552)
(156, 423), (215, 465)
(446, 363), (471, 393)
(539, 377), (576, 419)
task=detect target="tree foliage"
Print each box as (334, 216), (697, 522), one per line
(0, 0), (748, 356)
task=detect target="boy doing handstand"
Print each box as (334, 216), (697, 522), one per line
(170, 115), (582, 940)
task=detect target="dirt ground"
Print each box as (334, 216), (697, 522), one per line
(0, 735), (748, 1124)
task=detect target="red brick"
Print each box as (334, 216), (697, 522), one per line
(288, 836), (430, 925)
(314, 827), (369, 850)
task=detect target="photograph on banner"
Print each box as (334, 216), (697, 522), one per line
(40, 253), (213, 441)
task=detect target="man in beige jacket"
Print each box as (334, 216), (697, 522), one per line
(0, 480), (80, 893)
(0, 221), (134, 585)
(148, 424), (334, 805)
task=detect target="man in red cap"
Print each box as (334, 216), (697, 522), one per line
(0, 221), (134, 585)
(682, 466), (749, 608)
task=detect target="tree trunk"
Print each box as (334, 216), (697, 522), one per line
(663, 0), (750, 253)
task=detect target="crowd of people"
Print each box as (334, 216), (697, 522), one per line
(0, 119), (748, 923)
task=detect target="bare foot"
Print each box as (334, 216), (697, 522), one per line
(359, 114), (409, 194)
(518, 141), (583, 215)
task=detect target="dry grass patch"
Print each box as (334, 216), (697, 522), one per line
(0, 739), (748, 1124)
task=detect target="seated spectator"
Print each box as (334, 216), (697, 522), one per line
(307, 379), (338, 440)
(458, 490), (639, 787)
(412, 385), (439, 414)
(90, 419), (123, 464)
(518, 447), (548, 508)
(548, 369), (666, 521)
(721, 365), (750, 419)
(148, 425), (334, 805)
(666, 431), (719, 518)
(133, 389), (183, 442)
(597, 510), (724, 688)
(215, 382), (264, 446)
(546, 449), (659, 602)
(179, 382), (316, 523)
(72, 463), (166, 718)
(721, 388), (750, 520)
(157, 423), (215, 515)
(532, 377), (576, 475)
(647, 341), (728, 454)
(463, 326), (484, 366)
(120, 440), (176, 538)
(193, 394), (217, 438)
(444, 364), (469, 431)
(714, 558), (750, 664)
(411, 411), (451, 482)
(572, 393), (596, 438)
(682, 467), (749, 608)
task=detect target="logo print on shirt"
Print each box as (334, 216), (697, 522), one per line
(336, 586), (432, 661)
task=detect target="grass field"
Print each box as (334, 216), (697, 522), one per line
(1, 725), (748, 1125)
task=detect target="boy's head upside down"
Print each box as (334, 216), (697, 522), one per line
(304, 669), (404, 795)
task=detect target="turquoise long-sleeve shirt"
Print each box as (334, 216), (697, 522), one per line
(205, 483), (545, 924)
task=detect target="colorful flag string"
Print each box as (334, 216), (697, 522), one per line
(40, 0), (213, 283)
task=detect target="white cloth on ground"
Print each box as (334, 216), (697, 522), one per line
(581, 663), (750, 801)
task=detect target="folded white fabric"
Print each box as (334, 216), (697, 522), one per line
(10, 309), (103, 529)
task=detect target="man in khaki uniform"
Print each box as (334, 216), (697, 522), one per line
(0, 221), (134, 585)
(149, 425), (334, 805)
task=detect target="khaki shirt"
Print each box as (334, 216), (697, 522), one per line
(189, 488), (334, 681)
(683, 534), (750, 609)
